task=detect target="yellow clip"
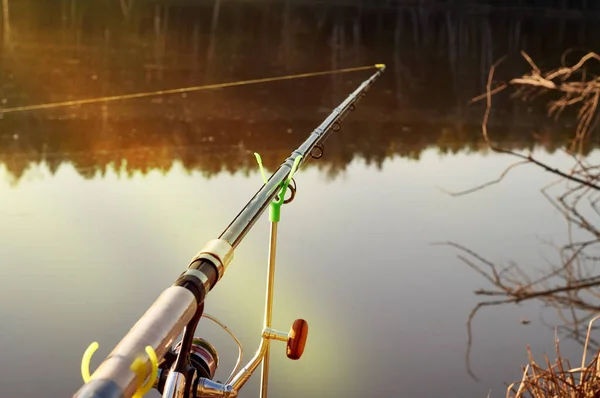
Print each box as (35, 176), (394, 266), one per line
(81, 341), (99, 383)
(254, 152), (268, 184)
(80, 342), (158, 398)
(375, 63), (386, 69)
(130, 346), (159, 398)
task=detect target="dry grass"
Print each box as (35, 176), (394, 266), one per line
(507, 316), (600, 398)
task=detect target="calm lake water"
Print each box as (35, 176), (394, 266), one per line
(2, 2), (600, 398)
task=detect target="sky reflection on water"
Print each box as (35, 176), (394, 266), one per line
(0, 146), (595, 398)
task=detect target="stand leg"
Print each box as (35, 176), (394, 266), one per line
(260, 221), (278, 398)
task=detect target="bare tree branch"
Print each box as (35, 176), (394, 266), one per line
(439, 52), (600, 386)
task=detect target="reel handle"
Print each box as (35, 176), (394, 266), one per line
(286, 319), (308, 360)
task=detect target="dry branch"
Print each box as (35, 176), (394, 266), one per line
(440, 51), (600, 390)
(473, 51), (600, 155)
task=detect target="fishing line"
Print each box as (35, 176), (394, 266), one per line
(0, 64), (380, 115)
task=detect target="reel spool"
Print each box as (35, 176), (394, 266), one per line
(175, 338), (220, 380)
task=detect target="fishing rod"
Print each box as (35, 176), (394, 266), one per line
(72, 63), (386, 398)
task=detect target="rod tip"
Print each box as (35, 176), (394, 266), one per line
(375, 63), (386, 69)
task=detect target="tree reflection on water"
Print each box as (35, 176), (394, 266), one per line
(3, 1), (600, 185)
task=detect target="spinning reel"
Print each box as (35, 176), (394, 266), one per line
(153, 316), (308, 398)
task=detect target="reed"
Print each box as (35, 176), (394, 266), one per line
(507, 316), (600, 398)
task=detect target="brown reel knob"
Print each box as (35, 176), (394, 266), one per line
(286, 319), (308, 360)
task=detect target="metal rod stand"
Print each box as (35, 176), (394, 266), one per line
(260, 221), (279, 398)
